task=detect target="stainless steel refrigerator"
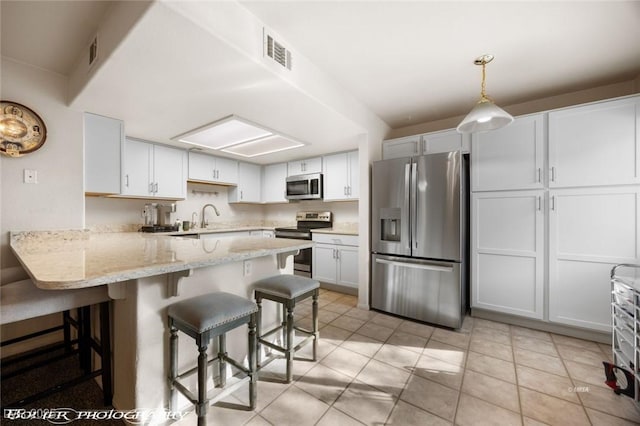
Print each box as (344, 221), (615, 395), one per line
(371, 151), (468, 328)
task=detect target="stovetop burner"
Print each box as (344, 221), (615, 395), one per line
(274, 211), (333, 239)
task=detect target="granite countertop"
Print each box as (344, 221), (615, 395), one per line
(310, 228), (359, 236)
(10, 231), (312, 290)
(163, 226), (274, 236)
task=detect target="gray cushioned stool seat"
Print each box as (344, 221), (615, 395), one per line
(168, 292), (258, 334)
(253, 275), (319, 299)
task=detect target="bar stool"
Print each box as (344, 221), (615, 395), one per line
(254, 275), (320, 383)
(167, 292), (258, 425)
(0, 278), (112, 408)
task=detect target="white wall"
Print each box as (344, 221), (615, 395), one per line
(1, 58), (84, 269)
(1, 57), (85, 356)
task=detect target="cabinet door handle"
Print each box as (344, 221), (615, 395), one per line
(537, 196), (541, 211)
(125, 174), (129, 187)
(537, 168), (541, 183)
(551, 195), (556, 211)
(550, 166), (556, 182)
(149, 183), (154, 193)
(154, 182), (159, 193)
(240, 190), (243, 200)
(348, 186), (351, 196)
(336, 250), (340, 260)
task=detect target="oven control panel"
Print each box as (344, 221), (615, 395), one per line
(296, 211), (332, 222)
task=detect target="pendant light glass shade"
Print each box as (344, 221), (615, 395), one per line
(456, 98), (514, 133)
(457, 54), (513, 134)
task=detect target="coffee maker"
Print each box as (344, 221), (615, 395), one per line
(140, 203), (178, 232)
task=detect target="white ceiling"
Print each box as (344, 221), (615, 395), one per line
(240, 0), (640, 127)
(2, 1), (640, 163)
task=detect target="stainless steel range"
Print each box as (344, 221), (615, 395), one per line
(274, 211), (332, 277)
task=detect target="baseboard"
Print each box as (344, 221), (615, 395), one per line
(319, 282), (358, 296)
(471, 308), (611, 344)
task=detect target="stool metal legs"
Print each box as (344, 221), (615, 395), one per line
(169, 325), (178, 413)
(285, 305), (294, 382)
(256, 297), (263, 368)
(196, 339), (208, 425)
(217, 334), (226, 388)
(255, 288), (320, 383)
(312, 290), (319, 362)
(248, 313), (257, 410)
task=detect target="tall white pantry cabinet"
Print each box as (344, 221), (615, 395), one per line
(471, 95), (640, 332)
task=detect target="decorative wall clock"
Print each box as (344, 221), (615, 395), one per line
(0, 100), (47, 157)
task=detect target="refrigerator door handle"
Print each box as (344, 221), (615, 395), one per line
(404, 162), (411, 250)
(410, 162), (418, 249)
(375, 257), (454, 273)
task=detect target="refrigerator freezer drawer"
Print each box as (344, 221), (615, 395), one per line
(371, 254), (464, 328)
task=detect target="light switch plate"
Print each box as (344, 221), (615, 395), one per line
(243, 260), (252, 277)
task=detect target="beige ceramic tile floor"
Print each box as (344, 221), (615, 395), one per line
(182, 289), (640, 425)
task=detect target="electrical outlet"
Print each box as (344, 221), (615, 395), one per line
(23, 169), (38, 184)
(243, 260), (252, 277)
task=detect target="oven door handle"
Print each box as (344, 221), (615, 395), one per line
(275, 231), (312, 239)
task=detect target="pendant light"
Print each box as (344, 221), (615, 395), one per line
(456, 54), (513, 134)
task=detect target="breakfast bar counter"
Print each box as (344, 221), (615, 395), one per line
(10, 230), (311, 290)
(9, 230), (312, 420)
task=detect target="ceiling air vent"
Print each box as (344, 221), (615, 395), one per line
(264, 30), (292, 70)
(88, 35), (98, 67)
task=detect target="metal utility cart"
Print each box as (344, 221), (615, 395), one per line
(611, 263), (640, 407)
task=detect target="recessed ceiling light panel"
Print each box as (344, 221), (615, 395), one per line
(174, 116), (272, 149)
(221, 134), (304, 158)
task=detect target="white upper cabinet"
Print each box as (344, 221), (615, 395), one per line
(323, 151), (359, 201)
(121, 138), (186, 199)
(188, 152), (238, 185)
(548, 96), (640, 188)
(153, 145), (186, 198)
(422, 129), (470, 155)
(383, 130), (470, 160)
(382, 135), (421, 160)
(215, 156), (239, 185)
(548, 186), (640, 332)
(287, 157), (322, 176)
(262, 163), (288, 203)
(471, 113), (545, 191)
(84, 113), (123, 194)
(229, 162), (261, 203)
(121, 138), (152, 196)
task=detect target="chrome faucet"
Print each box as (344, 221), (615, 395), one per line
(201, 204), (220, 228)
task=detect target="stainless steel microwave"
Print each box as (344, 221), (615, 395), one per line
(286, 173), (323, 200)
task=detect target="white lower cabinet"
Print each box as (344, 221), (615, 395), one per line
(549, 186), (640, 332)
(312, 234), (359, 288)
(471, 191), (544, 319)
